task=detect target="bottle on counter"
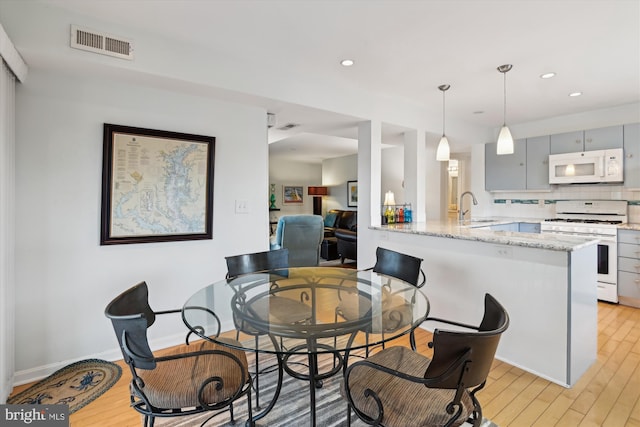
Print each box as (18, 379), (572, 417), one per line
(398, 206), (404, 223)
(386, 206), (395, 224)
(404, 204), (412, 223)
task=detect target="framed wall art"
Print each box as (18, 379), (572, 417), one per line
(283, 185), (304, 204)
(100, 123), (215, 245)
(347, 180), (358, 207)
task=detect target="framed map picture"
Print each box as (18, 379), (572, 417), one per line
(347, 180), (358, 207)
(100, 123), (215, 245)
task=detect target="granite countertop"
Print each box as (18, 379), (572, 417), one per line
(370, 219), (598, 252)
(618, 223), (640, 231)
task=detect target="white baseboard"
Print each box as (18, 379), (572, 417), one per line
(12, 332), (187, 386)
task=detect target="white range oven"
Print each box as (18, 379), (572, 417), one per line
(540, 200), (627, 303)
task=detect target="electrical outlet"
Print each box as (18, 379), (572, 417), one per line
(235, 200), (250, 214)
(538, 199), (545, 208)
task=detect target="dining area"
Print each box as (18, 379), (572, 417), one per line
(104, 243), (509, 427)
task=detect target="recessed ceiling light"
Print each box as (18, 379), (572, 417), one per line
(340, 59), (354, 67)
(540, 72), (556, 79)
(569, 91), (583, 97)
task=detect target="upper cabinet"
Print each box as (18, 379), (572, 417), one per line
(485, 124), (629, 191)
(485, 139), (527, 191)
(550, 125), (623, 154)
(525, 135), (551, 190)
(624, 123), (640, 188)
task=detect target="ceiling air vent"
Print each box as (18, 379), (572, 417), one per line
(70, 25), (134, 60)
(277, 123), (299, 131)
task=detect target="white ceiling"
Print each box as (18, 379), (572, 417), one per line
(13, 0), (640, 164)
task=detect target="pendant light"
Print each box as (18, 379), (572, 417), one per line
(436, 84), (451, 161)
(496, 64), (514, 155)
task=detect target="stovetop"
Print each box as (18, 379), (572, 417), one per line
(543, 218), (624, 225)
(548, 200), (628, 226)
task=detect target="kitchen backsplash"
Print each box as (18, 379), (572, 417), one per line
(488, 185), (640, 223)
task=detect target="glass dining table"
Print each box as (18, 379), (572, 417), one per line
(182, 266), (430, 426)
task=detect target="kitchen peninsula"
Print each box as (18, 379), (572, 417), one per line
(369, 220), (598, 388)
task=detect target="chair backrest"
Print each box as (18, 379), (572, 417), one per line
(104, 282), (156, 369)
(225, 248), (289, 278)
(273, 215), (324, 267)
(425, 293), (509, 389)
(371, 247), (425, 287)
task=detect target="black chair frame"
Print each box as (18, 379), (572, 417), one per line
(335, 247), (426, 357)
(343, 293), (509, 427)
(105, 282), (253, 427)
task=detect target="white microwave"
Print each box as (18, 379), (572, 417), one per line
(549, 148), (623, 184)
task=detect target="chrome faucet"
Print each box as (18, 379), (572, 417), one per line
(459, 191), (478, 222)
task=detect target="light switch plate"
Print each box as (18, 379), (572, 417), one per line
(235, 200), (250, 214)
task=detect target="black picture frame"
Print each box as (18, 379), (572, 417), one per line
(347, 180), (358, 207)
(100, 123), (215, 245)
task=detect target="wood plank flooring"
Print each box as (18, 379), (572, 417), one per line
(9, 302), (640, 426)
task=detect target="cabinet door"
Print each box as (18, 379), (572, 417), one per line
(550, 131), (583, 154)
(518, 222), (541, 233)
(526, 135), (550, 189)
(491, 223), (518, 232)
(618, 271), (640, 300)
(624, 123), (640, 188)
(485, 139), (526, 191)
(584, 125), (623, 151)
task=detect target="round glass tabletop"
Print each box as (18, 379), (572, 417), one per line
(182, 267), (430, 356)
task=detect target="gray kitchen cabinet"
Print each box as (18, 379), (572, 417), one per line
(490, 223), (519, 232)
(618, 229), (640, 308)
(485, 139), (526, 191)
(584, 125), (623, 151)
(623, 123), (640, 188)
(550, 131), (583, 154)
(526, 135), (550, 190)
(518, 222), (541, 233)
(550, 126), (623, 154)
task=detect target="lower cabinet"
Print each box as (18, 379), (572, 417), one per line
(618, 229), (640, 308)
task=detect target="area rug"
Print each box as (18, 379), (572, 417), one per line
(7, 359), (122, 414)
(156, 352), (499, 426)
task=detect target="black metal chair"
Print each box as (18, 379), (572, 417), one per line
(342, 293), (509, 427)
(335, 247), (426, 356)
(225, 248), (311, 408)
(105, 282), (252, 427)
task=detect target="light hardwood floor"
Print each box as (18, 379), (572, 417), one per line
(9, 302), (640, 426)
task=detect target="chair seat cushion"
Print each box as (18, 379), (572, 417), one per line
(235, 296), (312, 336)
(342, 346), (474, 427)
(136, 338), (249, 410)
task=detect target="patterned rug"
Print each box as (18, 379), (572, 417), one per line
(7, 359), (122, 414)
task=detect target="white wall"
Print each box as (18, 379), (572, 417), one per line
(268, 157), (321, 219)
(13, 69), (269, 382)
(322, 154), (358, 212)
(381, 146), (405, 205)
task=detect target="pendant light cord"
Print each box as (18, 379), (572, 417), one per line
(503, 71), (507, 126)
(442, 89), (446, 136)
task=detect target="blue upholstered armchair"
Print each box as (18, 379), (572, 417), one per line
(270, 215), (324, 267)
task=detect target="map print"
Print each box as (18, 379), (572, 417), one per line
(110, 133), (209, 237)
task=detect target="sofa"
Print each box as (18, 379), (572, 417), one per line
(323, 209), (357, 263)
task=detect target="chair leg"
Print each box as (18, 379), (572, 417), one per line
(365, 332), (370, 357)
(254, 336), (260, 409)
(347, 404), (352, 426)
(148, 415), (155, 427)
